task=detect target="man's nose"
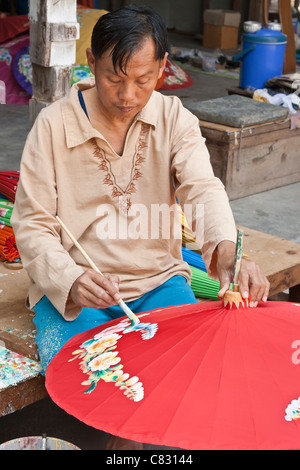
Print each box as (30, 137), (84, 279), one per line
(118, 82), (135, 102)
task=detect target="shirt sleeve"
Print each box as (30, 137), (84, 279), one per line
(10, 109), (85, 320)
(170, 101), (237, 279)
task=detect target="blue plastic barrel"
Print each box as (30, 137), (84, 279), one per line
(236, 28), (287, 90)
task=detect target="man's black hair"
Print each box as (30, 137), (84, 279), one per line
(91, 5), (168, 74)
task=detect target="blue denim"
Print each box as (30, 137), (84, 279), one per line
(33, 275), (197, 375)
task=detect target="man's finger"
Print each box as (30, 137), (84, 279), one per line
(218, 280), (231, 299)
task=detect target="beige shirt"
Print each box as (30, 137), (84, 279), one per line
(11, 78), (236, 320)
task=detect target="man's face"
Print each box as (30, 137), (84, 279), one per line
(86, 38), (167, 121)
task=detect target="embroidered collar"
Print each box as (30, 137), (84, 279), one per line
(61, 78), (158, 149)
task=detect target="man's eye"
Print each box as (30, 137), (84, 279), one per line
(108, 77), (121, 84)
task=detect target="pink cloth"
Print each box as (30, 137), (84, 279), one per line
(0, 34), (30, 104)
(0, 80), (5, 103)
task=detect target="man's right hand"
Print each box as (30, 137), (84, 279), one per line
(70, 269), (121, 309)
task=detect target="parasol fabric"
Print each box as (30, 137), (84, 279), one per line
(0, 35), (31, 105)
(189, 265), (220, 300)
(182, 246), (206, 272)
(177, 203), (202, 252)
(0, 198), (13, 227)
(160, 59), (193, 90)
(0, 15), (29, 44)
(0, 224), (20, 262)
(0, 171), (19, 202)
(12, 45), (32, 95)
(46, 300), (300, 450)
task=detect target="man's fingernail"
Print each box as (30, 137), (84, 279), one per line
(263, 296), (267, 302)
(114, 293), (121, 301)
(243, 292), (249, 299)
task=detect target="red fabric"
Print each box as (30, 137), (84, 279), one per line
(0, 15), (29, 44)
(0, 171), (19, 202)
(46, 300), (300, 450)
(0, 225), (19, 262)
(160, 58), (193, 90)
(78, 1), (95, 7)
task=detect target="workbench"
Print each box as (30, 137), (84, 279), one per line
(1, 227), (300, 417)
(198, 118), (300, 200)
(0, 263), (47, 417)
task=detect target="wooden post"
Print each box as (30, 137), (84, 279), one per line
(248, 0), (264, 22)
(29, 0), (79, 127)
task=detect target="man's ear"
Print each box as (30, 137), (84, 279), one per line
(86, 48), (96, 75)
(158, 52), (168, 79)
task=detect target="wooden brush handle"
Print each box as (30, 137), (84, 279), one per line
(55, 216), (140, 325)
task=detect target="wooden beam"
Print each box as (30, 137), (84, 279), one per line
(248, 0), (264, 22)
(29, 0), (79, 126)
(279, 0), (297, 74)
(233, 0), (243, 12)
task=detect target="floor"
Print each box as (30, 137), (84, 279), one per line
(0, 33), (300, 450)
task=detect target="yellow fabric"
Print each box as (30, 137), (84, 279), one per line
(76, 8), (109, 65)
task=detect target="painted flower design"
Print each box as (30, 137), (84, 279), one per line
(69, 314), (158, 402)
(88, 351), (121, 372)
(94, 320), (131, 338)
(18, 53), (32, 83)
(81, 333), (121, 355)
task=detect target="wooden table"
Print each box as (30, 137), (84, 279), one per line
(240, 226), (300, 301)
(0, 263), (47, 417)
(0, 225), (300, 416)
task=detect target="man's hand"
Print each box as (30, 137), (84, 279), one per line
(70, 269), (121, 309)
(216, 240), (270, 307)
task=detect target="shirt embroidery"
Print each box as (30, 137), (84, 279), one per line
(92, 123), (149, 214)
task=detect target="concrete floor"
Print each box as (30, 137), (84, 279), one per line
(0, 34), (300, 450)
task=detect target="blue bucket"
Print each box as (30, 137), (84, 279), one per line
(235, 28), (287, 90)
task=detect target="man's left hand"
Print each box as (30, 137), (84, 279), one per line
(216, 240), (270, 307)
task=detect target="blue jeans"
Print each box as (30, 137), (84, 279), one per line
(33, 275), (197, 375)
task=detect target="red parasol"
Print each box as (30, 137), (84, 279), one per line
(46, 298), (300, 450)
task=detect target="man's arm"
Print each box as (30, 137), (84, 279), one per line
(170, 102), (269, 305)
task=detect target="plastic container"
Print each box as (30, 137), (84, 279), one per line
(292, 17), (298, 33)
(202, 55), (216, 72)
(267, 22), (282, 31)
(0, 436), (80, 450)
(236, 28), (287, 90)
(243, 21), (262, 33)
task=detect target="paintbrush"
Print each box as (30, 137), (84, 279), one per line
(223, 228), (248, 310)
(56, 216), (140, 325)
(232, 228), (244, 292)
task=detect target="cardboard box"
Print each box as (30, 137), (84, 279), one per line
(203, 10), (241, 50)
(203, 9), (241, 27)
(203, 24), (239, 49)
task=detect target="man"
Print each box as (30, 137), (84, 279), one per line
(11, 6), (269, 449)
